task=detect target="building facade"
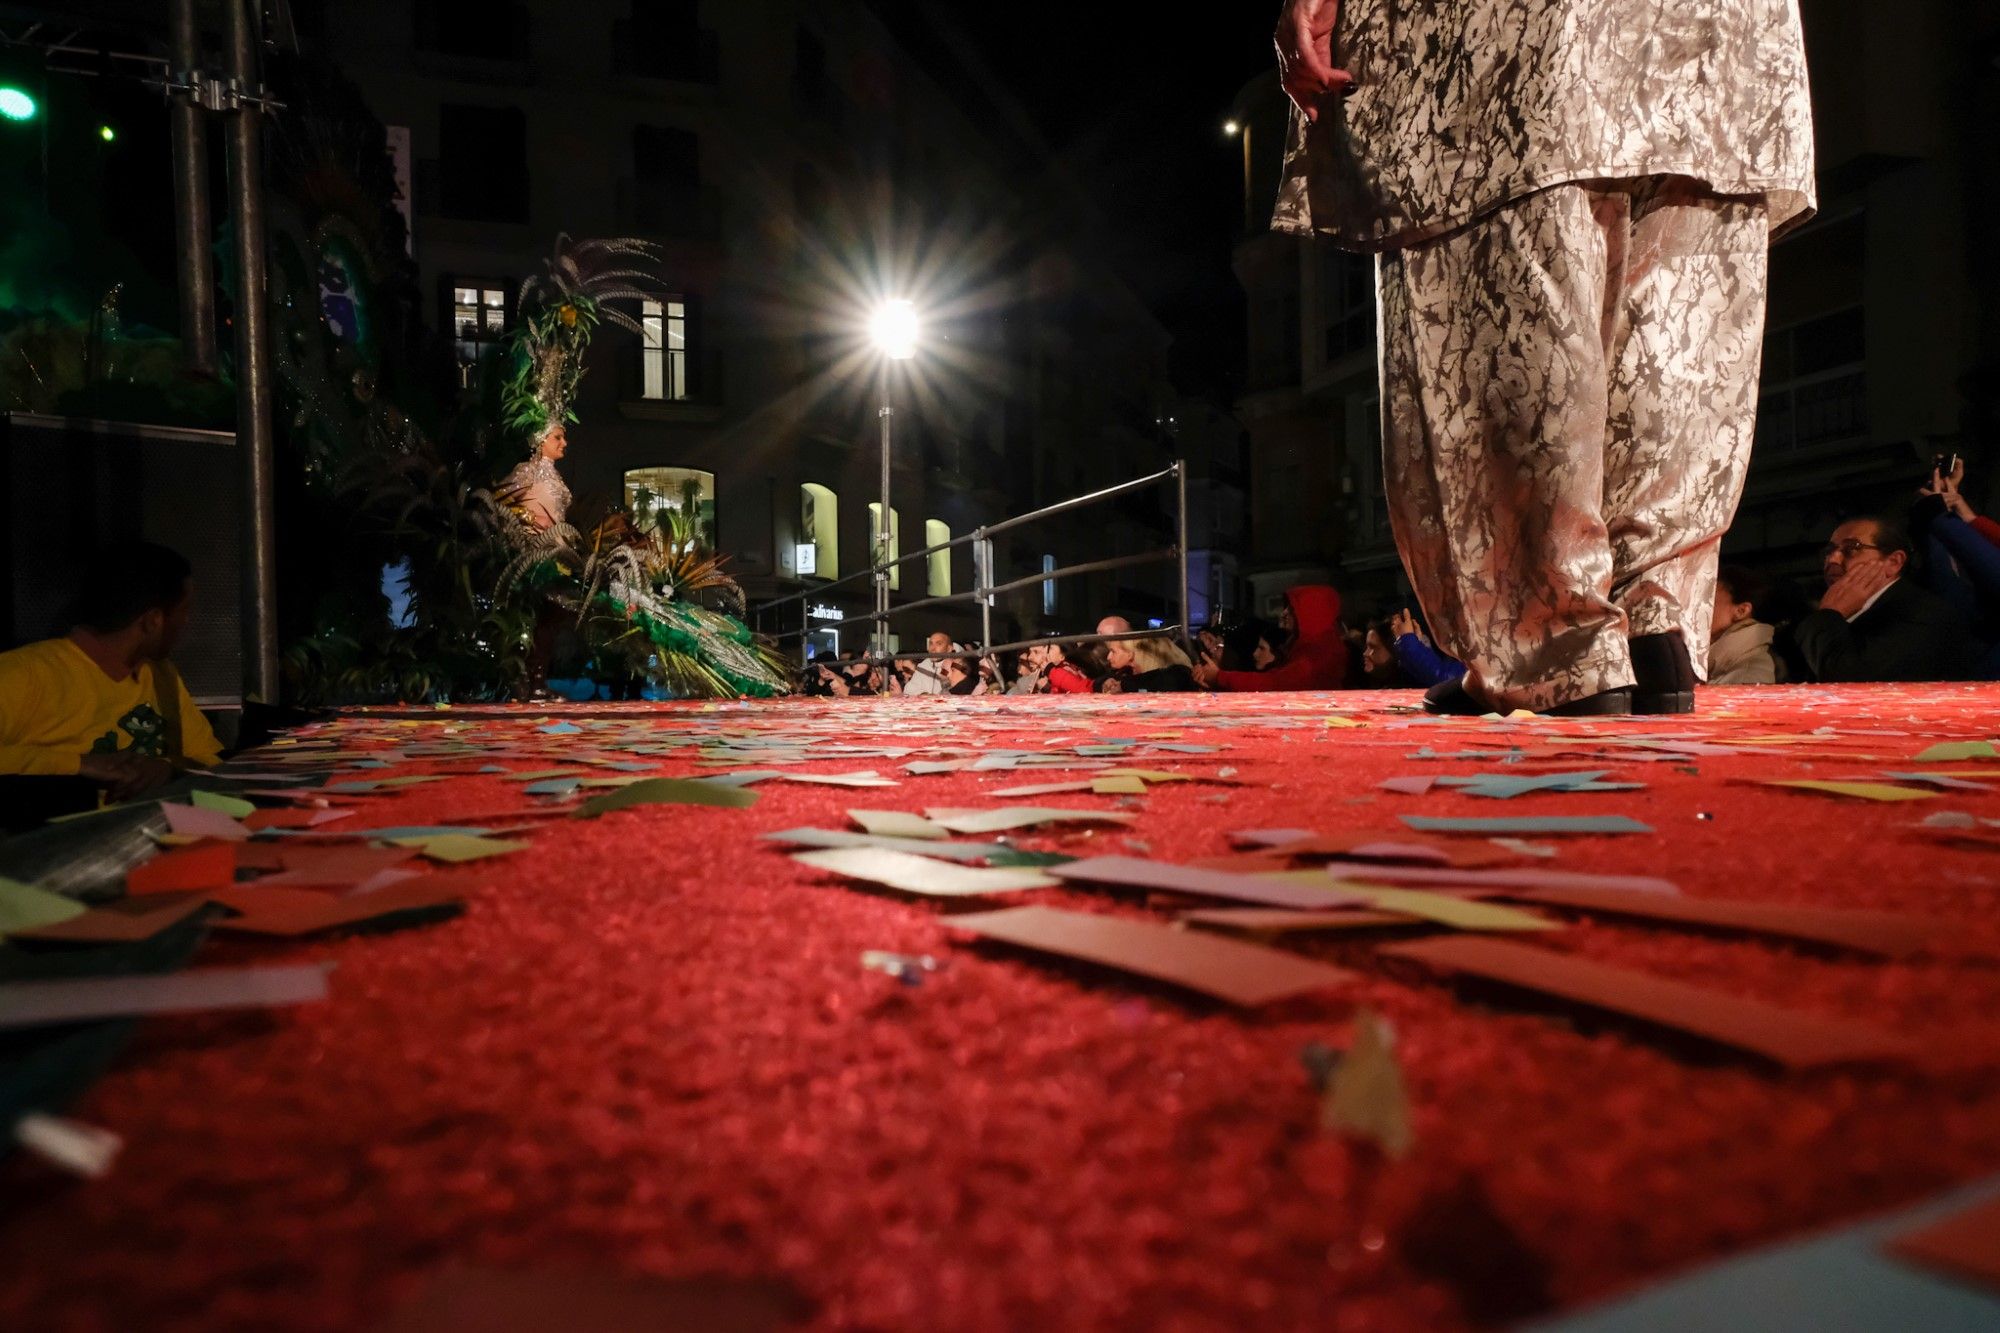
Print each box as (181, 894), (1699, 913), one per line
(315, 0), (1184, 660)
(1233, 1), (2000, 624)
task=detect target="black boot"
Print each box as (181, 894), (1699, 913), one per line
(1629, 632), (1696, 714)
(1422, 675), (1490, 715)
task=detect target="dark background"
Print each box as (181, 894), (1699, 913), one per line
(887, 2), (1278, 395)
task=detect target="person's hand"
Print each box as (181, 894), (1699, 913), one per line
(1389, 608), (1419, 640)
(826, 673), (851, 697)
(1921, 463), (1975, 521)
(1275, 0), (1354, 122)
(1100, 677), (1124, 694)
(1818, 559), (1900, 620)
(78, 751), (175, 801)
(1191, 659), (1221, 688)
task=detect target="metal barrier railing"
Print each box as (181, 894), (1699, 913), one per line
(751, 460), (1191, 670)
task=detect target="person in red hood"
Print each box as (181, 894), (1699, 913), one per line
(1193, 585), (1348, 691)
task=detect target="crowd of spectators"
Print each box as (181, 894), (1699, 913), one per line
(793, 459), (2000, 699)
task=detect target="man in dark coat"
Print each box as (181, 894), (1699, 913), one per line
(1792, 515), (1974, 682)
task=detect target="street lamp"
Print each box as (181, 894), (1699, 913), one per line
(867, 299), (920, 663)
(1225, 116), (1254, 231)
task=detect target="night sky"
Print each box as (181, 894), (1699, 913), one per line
(6, 2), (1281, 400)
(886, 2), (1279, 398)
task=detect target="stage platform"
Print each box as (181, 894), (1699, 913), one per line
(5, 684), (2000, 1331)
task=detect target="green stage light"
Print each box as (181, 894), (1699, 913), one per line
(0, 87), (37, 122)
(98, 124), (115, 142)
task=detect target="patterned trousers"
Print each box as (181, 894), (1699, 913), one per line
(1377, 178), (1770, 711)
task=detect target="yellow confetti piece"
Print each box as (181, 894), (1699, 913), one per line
(1323, 716), (1366, 729)
(1765, 780), (1936, 802)
(1091, 775), (1148, 795)
(1339, 885), (1562, 932)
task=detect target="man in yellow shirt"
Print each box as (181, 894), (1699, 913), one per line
(0, 542), (223, 801)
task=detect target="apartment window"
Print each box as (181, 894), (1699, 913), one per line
(640, 299), (688, 401)
(438, 104), (528, 223)
(1756, 307), (1868, 455)
(448, 279), (509, 368)
(625, 467), (715, 548)
(801, 483), (838, 580)
(1322, 247), (1374, 360)
(1041, 553), (1057, 615)
(868, 502), (901, 591)
(415, 0), (527, 61)
(611, 2), (717, 82)
(631, 125), (700, 230)
(925, 519), (951, 597)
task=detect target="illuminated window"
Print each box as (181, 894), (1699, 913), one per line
(868, 502), (901, 591)
(449, 279), (509, 368)
(925, 519), (951, 597)
(640, 298), (688, 400)
(1041, 553), (1057, 615)
(800, 483), (838, 581)
(624, 467), (715, 547)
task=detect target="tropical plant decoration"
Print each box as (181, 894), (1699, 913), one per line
(498, 507), (790, 699)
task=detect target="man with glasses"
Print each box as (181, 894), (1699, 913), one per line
(1792, 516), (1972, 681)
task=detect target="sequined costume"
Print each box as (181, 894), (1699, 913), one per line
(1274, 0), (1815, 709)
(498, 453), (571, 532)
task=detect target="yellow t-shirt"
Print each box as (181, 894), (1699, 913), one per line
(0, 639), (223, 776)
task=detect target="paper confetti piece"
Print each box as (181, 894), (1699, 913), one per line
(1764, 780), (1936, 802)
(1322, 1011), (1413, 1157)
(1181, 908), (1414, 935)
(160, 802), (250, 842)
(1913, 741), (1999, 763)
(761, 828), (1011, 862)
(210, 883), (465, 937)
(1886, 1192), (2000, 1293)
(1379, 937), (1914, 1068)
(572, 778), (759, 817)
(1506, 886), (1950, 958)
(0, 963), (332, 1031)
(947, 905), (1354, 1006)
(10, 896), (210, 944)
(1402, 815), (1654, 835)
(924, 807), (1137, 834)
(127, 842), (237, 895)
(846, 810), (947, 840)
(1049, 855), (1376, 910)
(14, 1114), (122, 1179)
(1340, 886), (1562, 932)
(774, 771), (900, 788)
(1091, 775), (1148, 795)
(394, 834), (532, 863)
(189, 790), (257, 819)
(0, 877), (87, 936)
(791, 848), (1057, 897)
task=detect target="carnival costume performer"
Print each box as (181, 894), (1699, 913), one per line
(488, 237), (790, 699)
(1273, 0), (1813, 716)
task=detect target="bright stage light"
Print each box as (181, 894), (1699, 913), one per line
(1223, 120), (1240, 136)
(98, 124), (116, 142)
(0, 87), (36, 122)
(869, 299), (919, 360)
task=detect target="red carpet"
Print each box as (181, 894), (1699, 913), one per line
(6, 684), (2000, 1331)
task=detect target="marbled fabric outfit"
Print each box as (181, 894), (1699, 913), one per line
(1274, 0), (1815, 710)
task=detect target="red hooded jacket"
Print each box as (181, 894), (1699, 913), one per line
(1214, 585), (1349, 692)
